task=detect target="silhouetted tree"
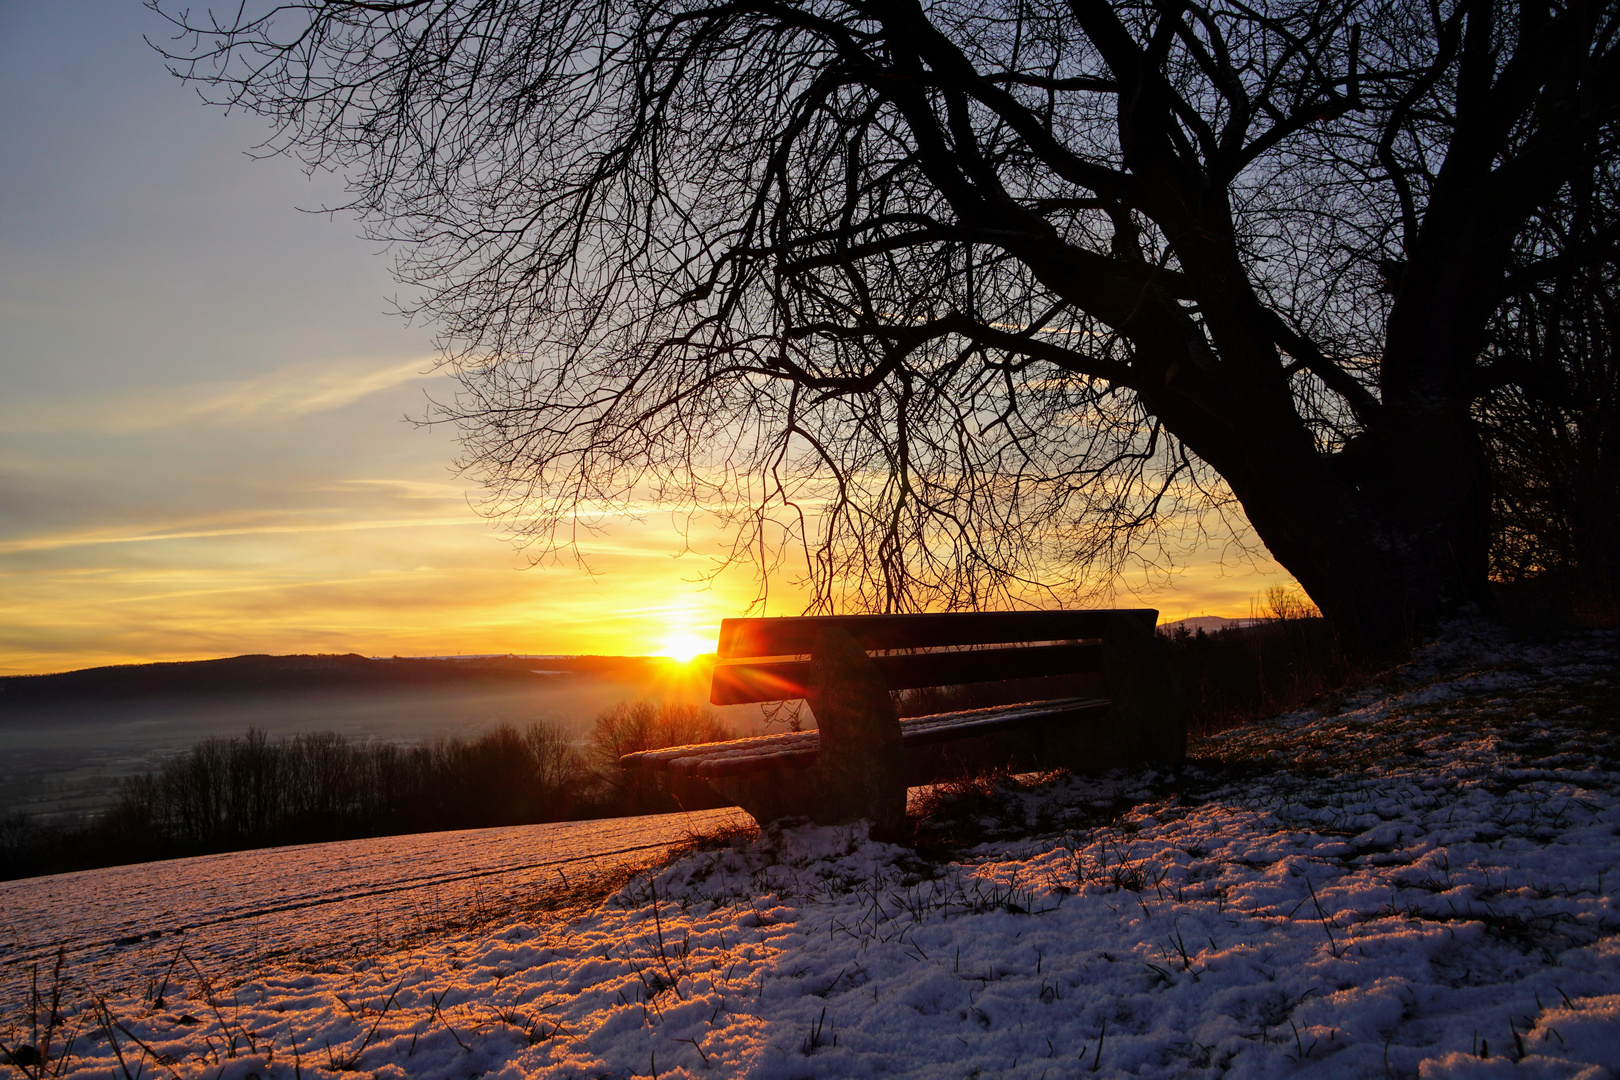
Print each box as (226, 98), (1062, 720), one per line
(1477, 149), (1620, 609)
(226, 726), (282, 839)
(284, 730), (359, 833)
(152, 0), (1620, 652)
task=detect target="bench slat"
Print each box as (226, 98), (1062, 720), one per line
(716, 610), (1157, 658)
(709, 641), (1102, 705)
(621, 697), (1112, 778)
(900, 697), (1111, 746)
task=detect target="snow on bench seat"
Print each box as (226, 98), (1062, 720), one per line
(621, 729), (821, 777)
(620, 696), (1111, 778)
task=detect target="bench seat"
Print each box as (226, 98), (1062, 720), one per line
(621, 696), (1112, 778)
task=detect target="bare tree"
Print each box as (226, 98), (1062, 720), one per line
(151, 0), (1620, 652)
(1477, 145), (1620, 606)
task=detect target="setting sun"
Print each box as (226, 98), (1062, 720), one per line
(659, 631), (714, 663)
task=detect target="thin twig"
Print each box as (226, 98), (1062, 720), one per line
(1305, 878), (1343, 958)
(94, 1000), (140, 1080)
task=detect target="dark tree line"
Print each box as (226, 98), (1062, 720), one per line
(149, 0), (1620, 653)
(110, 724), (586, 848)
(1, 703), (734, 879)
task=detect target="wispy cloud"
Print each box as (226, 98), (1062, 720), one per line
(186, 358), (439, 423)
(0, 515), (486, 557)
(0, 357), (439, 434)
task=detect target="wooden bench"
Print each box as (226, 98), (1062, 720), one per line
(620, 610), (1187, 837)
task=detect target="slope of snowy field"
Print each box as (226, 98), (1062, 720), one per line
(4, 625), (1618, 1079)
(0, 809), (747, 1007)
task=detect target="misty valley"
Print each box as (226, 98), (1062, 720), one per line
(0, 653), (756, 827)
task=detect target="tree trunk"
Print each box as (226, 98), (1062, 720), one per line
(1147, 321), (1496, 658)
(1252, 372), (1496, 654)
(1233, 433), (1494, 657)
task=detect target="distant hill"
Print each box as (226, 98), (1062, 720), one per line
(0, 653), (673, 708)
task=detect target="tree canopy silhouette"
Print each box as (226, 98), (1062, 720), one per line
(153, 0), (1620, 652)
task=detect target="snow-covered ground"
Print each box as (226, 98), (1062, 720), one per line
(5, 625), (1618, 1079)
(0, 809), (747, 1006)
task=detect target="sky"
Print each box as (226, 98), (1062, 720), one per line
(0, 1), (1293, 677)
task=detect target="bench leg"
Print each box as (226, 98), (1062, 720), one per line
(705, 627), (908, 839)
(1099, 611), (1189, 763)
(804, 626), (908, 839)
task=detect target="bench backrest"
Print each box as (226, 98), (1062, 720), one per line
(709, 609), (1158, 706)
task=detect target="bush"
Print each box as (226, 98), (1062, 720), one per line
(1161, 600), (1361, 738)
